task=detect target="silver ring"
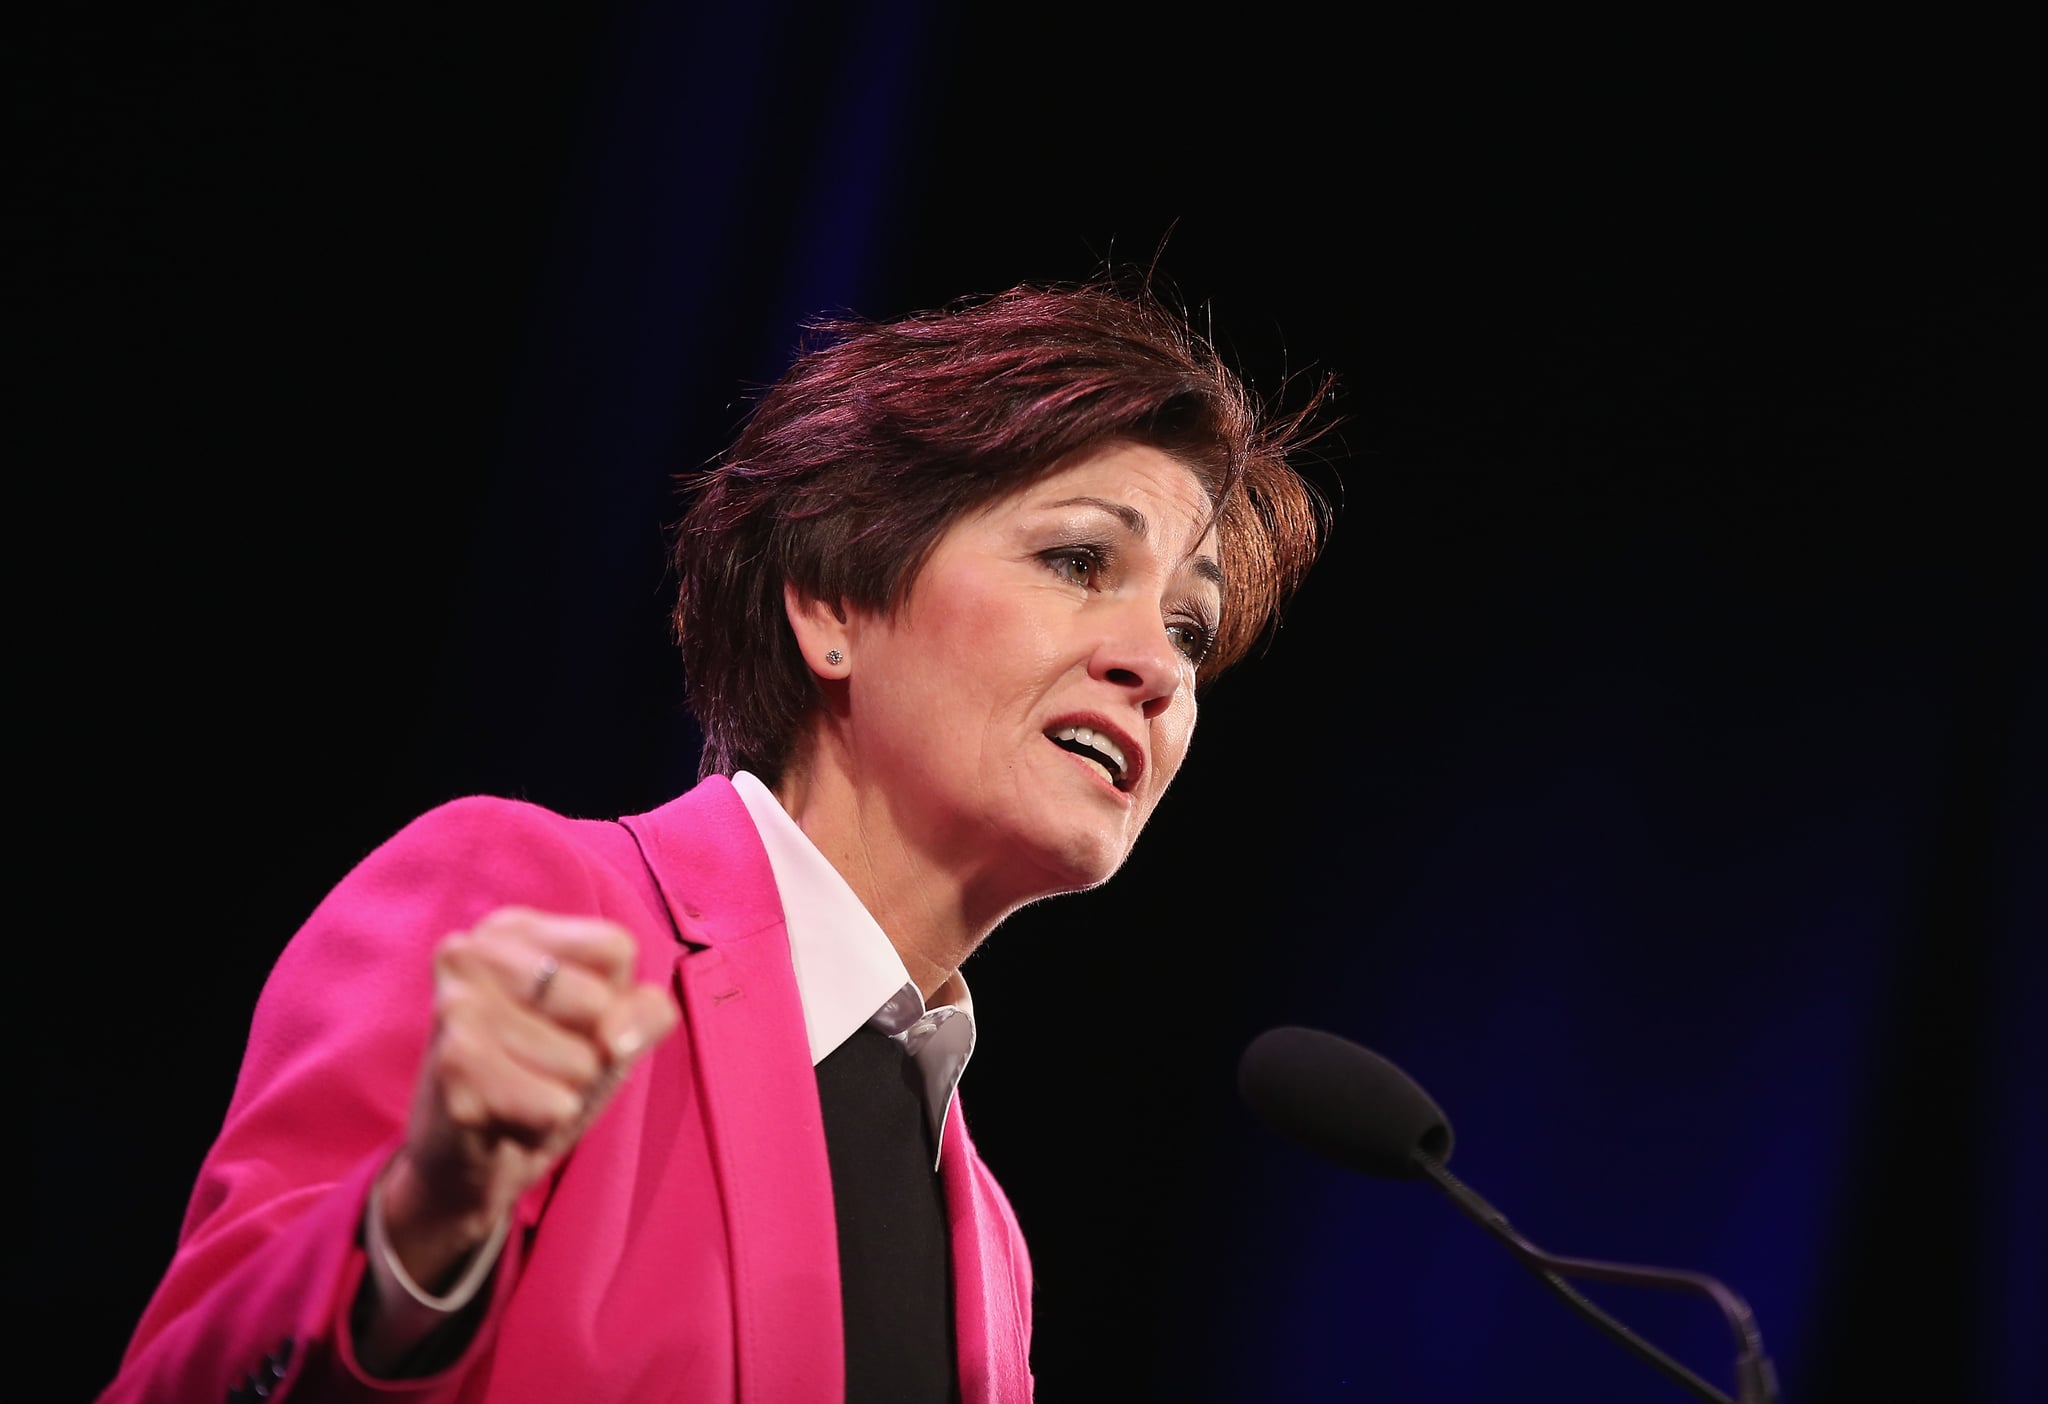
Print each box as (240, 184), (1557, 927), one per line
(533, 955), (560, 1007)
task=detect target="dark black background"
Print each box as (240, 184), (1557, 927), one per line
(28, 6), (2040, 1399)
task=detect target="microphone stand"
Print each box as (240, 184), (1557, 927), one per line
(1412, 1154), (1780, 1404)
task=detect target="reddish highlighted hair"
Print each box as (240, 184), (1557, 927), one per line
(672, 276), (1334, 783)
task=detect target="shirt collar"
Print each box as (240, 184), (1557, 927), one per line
(730, 771), (975, 1163)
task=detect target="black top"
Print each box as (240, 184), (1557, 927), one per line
(814, 1024), (961, 1404)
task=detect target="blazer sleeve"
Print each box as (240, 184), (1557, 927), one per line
(98, 796), (627, 1404)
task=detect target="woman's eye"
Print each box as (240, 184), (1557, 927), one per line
(1166, 621), (1215, 664)
(1044, 549), (1097, 586)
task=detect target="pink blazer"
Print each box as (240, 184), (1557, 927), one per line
(100, 776), (1035, 1403)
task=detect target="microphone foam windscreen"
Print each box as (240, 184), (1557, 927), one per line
(1237, 1025), (1455, 1180)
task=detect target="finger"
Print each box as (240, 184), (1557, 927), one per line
(593, 981), (681, 1064)
(517, 955), (616, 1038)
(434, 1018), (589, 1148)
(484, 993), (611, 1090)
(433, 963), (611, 1091)
(439, 929), (627, 1038)
(472, 907), (641, 989)
(574, 986), (681, 1125)
(629, 982), (681, 1046)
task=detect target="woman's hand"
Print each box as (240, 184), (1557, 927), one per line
(377, 906), (680, 1290)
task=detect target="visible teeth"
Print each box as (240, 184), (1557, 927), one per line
(1051, 725), (1128, 780)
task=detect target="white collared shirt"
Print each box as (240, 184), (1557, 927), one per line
(731, 769), (975, 1162)
(363, 772), (977, 1350)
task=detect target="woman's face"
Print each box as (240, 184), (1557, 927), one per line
(839, 441), (1222, 905)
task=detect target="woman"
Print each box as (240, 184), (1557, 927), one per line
(99, 278), (1332, 1403)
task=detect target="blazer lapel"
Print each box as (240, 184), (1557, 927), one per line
(942, 1107), (1032, 1403)
(623, 778), (844, 1404)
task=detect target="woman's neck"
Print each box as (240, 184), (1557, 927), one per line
(771, 760), (1018, 1002)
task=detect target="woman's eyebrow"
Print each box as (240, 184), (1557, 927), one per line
(1039, 495), (1148, 536)
(1039, 494), (1226, 593)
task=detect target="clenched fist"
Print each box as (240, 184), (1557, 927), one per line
(376, 907), (680, 1291)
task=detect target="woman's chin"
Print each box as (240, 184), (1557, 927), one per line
(997, 824), (1134, 900)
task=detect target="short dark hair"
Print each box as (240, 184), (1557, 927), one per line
(672, 276), (1334, 784)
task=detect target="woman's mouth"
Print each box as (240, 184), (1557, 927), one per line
(1046, 724), (1132, 791)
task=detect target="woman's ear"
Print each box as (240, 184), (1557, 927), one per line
(783, 581), (853, 679)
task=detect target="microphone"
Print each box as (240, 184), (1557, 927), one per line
(1238, 1025), (1780, 1404)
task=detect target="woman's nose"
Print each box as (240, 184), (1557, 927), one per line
(1088, 599), (1186, 719)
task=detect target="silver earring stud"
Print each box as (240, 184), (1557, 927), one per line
(824, 649), (844, 666)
